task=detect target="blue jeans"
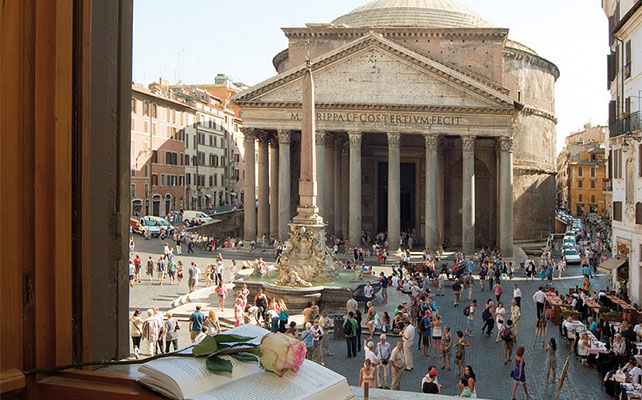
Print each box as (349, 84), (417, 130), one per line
(271, 317), (279, 333)
(346, 336), (357, 357)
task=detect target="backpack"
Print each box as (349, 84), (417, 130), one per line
(502, 327), (513, 342)
(463, 305), (470, 317)
(482, 307), (491, 321)
(343, 319), (353, 336)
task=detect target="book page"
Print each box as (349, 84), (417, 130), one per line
(190, 360), (351, 400)
(138, 325), (269, 399)
(139, 355), (263, 399)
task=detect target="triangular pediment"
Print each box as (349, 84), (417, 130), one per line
(232, 34), (515, 111)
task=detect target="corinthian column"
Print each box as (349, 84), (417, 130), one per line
(257, 132), (270, 240)
(348, 132), (362, 247)
(387, 132), (401, 252)
(425, 134), (439, 251)
(324, 135), (335, 235)
(498, 137), (514, 258)
(342, 142), (349, 240)
(277, 130), (291, 241)
(461, 136), (475, 255)
(243, 128), (257, 242)
(315, 130), (326, 221)
(333, 138), (343, 238)
(269, 138), (279, 238)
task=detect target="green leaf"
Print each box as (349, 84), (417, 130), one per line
(206, 355), (233, 373)
(218, 342), (259, 349)
(230, 353), (259, 363)
(193, 336), (218, 357)
(214, 334), (254, 343)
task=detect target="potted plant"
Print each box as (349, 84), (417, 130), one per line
(561, 307), (581, 320)
(600, 311), (623, 323)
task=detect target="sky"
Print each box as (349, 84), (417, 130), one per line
(133, 0), (611, 154)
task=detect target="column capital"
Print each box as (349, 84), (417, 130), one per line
(498, 136), (514, 152)
(334, 137), (345, 150)
(461, 135), (476, 152)
(269, 136), (279, 148)
(342, 141), (349, 154)
(387, 132), (401, 148)
(277, 130), (291, 144)
(424, 134), (440, 150)
(257, 130), (270, 143)
(242, 127), (257, 140)
(324, 134), (335, 147)
(348, 131), (362, 147)
(315, 130), (326, 146)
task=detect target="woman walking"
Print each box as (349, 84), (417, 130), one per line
(493, 281), (503, 303)
(215, 281), (227, 311)
(441, 326), (452, 370)
(545, 338), (558, 384)
(203, 309), (221, 335)
(365, 301), (376, 340)
(495, 301), (507, 343)
(130, 309), (144, 359)
(278, 299), (288, 333)
(481, 301), (495, 337)
(511, 346), (532, 399)
(432, 315), (443, 358)
(454, 330), (470, 377)
(420, 311), (432, 356)
(234, 297), (244, 326)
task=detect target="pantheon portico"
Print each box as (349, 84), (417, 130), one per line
(232, 0), (560, 257)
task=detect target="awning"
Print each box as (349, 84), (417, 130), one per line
(598, 255), (628, 274)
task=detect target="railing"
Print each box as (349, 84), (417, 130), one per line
(610, 110), (641, 137)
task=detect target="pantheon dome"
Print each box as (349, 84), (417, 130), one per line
(331, 0), (495, 29)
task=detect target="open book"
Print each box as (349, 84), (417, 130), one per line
(138, 324), (351, 400)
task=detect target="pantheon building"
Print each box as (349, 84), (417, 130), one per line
(232, 0), (559, 257)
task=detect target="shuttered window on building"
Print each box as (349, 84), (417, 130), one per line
(613, 201), (623, 221)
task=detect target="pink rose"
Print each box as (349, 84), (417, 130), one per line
(259, 332), (307, 376)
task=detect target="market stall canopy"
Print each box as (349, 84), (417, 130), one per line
(598, 255), (628, 275)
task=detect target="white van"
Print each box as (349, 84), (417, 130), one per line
(182, 210), (214, 225)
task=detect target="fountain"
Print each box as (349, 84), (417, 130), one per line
(234, 56), (379, 310)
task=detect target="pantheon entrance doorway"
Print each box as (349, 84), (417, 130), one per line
(377, 162), (416, 238)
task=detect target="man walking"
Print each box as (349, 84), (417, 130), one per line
(510, 299), (521, 339)
(402, 320), (415, 371)
(344, 311), (358, 358)
(513, 284), (522, 308)
(379, 272), (388, 304)
(164, 312), (180, 352)
(533, 287), (547, 321)
(376, 334), (391, 389)
(189, 305), (205, 343)
(390, 341), (405, 390)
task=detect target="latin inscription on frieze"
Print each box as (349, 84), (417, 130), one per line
(290, 112), (461, 126)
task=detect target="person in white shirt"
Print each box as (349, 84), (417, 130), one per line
(319, 310), (334, 356)
(513, 284), (522, 308)
(346, 294), (358, 315)
(563, 316), (577, 339)
(364, 281), (374, 311)
(312, 320), (325, 365)
(402, 320), (416, 370)
(533, 288), (548, 320)
(376, 334), (391, 389)
(634, 322), (642, 340)
(391, 274), (400, 289)
(626, 362), (642, 384)
(193, 326), (208, 344)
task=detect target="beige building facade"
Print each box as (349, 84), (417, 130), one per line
(233, 0), (559, 256)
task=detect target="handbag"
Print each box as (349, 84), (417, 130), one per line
(510, 370), (514, 378)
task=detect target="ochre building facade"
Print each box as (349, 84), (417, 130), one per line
(232, 0), (559, 256)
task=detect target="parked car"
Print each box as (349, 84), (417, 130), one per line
(182, 210), (214, 225)
(564, 248), (581, 264)
(145, 215), (175, 236)
(138, 216), (162, 238)
(563, 236), (576, 246)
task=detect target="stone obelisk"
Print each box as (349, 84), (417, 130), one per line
(276, 60), (337, 286)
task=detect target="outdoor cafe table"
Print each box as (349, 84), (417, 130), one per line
(572, 321), (609, 354)
(586, 298), (601, 315)
(606, 294), (638, 321)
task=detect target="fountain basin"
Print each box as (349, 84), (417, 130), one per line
(233, 271), (381, 311)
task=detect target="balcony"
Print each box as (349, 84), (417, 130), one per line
(603, 178), (612, 192)
(610, 111), (641, 137)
